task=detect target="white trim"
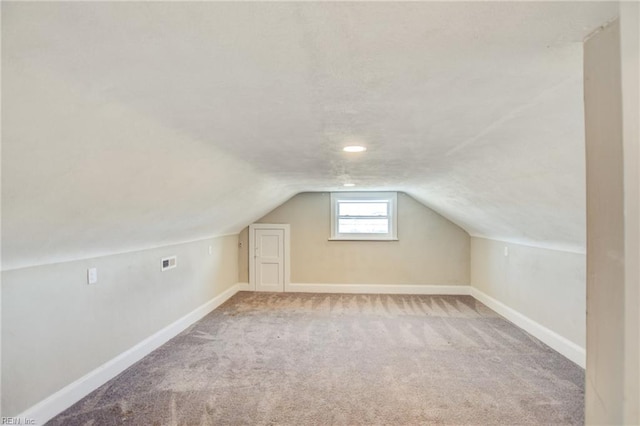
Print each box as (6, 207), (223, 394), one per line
(16, 283), (245, 425)
(236, 282), (251, 291)
(328, 238), (399, 242)
(249, 224), (291, 292)
(330, 192), (398, 241)
(286, 283), (471, 295)
(470, 287), (586, 368)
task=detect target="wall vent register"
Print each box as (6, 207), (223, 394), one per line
(330, 192), (398, 241)
(161, 256), (177, 271)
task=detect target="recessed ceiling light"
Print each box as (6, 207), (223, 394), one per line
(343, 145), (367, 153)
(343, 183), (356, 187)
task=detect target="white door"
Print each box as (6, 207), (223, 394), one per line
(250, 224), (289, 292)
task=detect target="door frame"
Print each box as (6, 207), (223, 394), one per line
(249, 223), (291, 292)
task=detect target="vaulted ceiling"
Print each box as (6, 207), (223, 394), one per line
(2, 2), (618, 269)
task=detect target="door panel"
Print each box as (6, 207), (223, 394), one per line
(259, 263), (280, 285)
(254, 228), (285, 292)
(259, 234), (280, 259)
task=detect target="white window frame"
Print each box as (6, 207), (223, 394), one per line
(329, 192), (398, 241)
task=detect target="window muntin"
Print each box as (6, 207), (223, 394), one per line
(338, 202), (388, 217)
(330, 192), (398, 240)
(338, 217), (389, 234)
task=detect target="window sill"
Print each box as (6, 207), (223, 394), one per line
(328, 237), (399, 242)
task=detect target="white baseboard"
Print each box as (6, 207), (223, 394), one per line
(470, 287), (586, 368)
(17, 283), (245, 425)
(286, 283), (472, 295)
(236, 282), (251, 291)
(18, 281), (583, 424)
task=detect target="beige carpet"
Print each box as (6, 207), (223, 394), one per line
(49, 292), (584, 425)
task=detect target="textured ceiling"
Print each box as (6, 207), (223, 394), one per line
(2, 2), (618, 269)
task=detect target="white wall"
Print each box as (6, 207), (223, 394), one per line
(1, 235), (238, 417)
(239, 192), (470, 286)
(470, 237), (585, 352)
(584, 18), (625, 425)
(620, 3), (640, 423)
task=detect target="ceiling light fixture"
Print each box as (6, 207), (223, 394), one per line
(343, 145), (367, 153)
(343, 183), (356, 187)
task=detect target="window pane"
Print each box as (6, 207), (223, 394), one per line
(338, 202), (388, 217)
(338, 218), (389, 234)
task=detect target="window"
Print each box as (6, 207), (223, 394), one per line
(330, 192), (398, 240)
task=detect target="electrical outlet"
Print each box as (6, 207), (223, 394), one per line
(87, 268), (98, 284)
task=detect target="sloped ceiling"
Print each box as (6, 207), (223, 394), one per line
(2, 2), (618, 269)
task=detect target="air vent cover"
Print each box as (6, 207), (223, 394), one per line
(161, 256), (177, 271)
